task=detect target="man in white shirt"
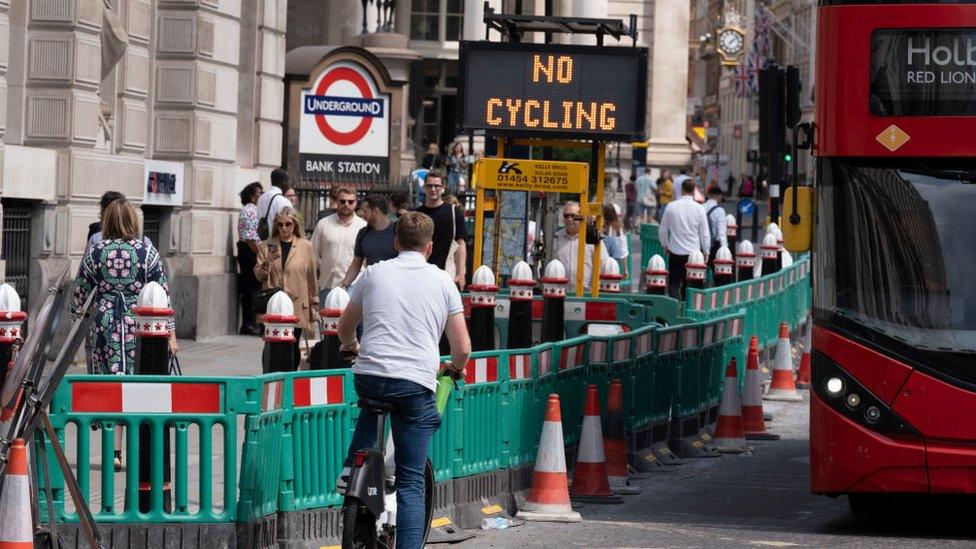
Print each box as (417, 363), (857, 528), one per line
(311, 188), (367, 303)
(703, 186), (728, 262)
(255, 168), (291, 239)
(553, 201), (610, 292)
(338, 211), (470, 549)
(659, 178), (710, 299)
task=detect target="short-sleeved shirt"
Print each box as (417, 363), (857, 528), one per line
(238, 203), (260, 242)
(349, 251), (464, 392)
(354, 222), (398, 266)
(415, 203), (466, 270)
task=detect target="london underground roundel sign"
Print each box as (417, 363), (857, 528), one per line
(299, 59), (390, 179)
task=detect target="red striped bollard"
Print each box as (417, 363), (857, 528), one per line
(685, 249), (707, 291)
(736, 240), (756, 282)
(263, 291), (299, 373)
(644, 254), (667, 295)
(599, 258), (624, 294)
(506, 261), (535, 349)
(469, 265), (498, 352)
(133, 281), (174, 513)
(0, 283), (24, 431)
(540, 260), (567, 343)
(760, 232), (780, 276)
(712, 245), (735, 287)
(317, 287), (348, 369)
(726, 214), (738, 263)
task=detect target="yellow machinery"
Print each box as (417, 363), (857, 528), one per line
(472, 140), (608, 297)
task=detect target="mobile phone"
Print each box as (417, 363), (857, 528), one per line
(268, 242), (278, 252)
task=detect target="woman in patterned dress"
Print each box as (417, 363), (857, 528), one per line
(72, 198), (178, 469)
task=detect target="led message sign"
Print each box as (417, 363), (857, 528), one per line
(457, 41), (648, 140)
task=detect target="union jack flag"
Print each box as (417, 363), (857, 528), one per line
(746, 51), (761, 95)
(733, 64), (750, 98)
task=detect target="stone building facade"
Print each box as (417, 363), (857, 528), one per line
(0, 0), (287, 338)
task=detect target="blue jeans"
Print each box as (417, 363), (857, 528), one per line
(345, 374), (441, 549)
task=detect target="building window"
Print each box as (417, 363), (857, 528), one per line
(411, 0), (464, 42)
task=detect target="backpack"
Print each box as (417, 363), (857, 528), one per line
(257, 194), (283, 240)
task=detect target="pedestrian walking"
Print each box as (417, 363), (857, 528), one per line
(338, 211), (471, 549)
(255, 208), (318, 370)
(624, 174), (638, 231)
(338, 194), (398, 290)
(602, 204), (629, 278)
(659, 178), (710, 299)
(446, 141), (469, 195)
(703, 186), (729, 265)
(389, 191), (410, 220)
(311, 187), (366, 303)
(255, 167), (291, 240)
(421, 142), (442, 170)
(237, 182), (263, 335)
(657, 170), (674, 221)
(635, 170), (658, 224)
(554, 201), (610, 290)
(71, 198), (178, 471)
(283, 185), (304, 231)
(416, 172), (467, 288)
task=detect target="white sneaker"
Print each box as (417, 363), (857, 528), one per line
(336, 466), (350, 495)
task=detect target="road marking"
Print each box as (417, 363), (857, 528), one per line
(748, 542), (798, 547)
(481, 504), (503, 515)
(431, 516), (453, 528)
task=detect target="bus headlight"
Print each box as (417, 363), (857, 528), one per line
(826, 377), (844, 395)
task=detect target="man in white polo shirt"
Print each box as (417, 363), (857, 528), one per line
(337, 211), (471, 549)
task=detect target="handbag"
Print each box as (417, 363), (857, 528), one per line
(252, 287), (283, 315)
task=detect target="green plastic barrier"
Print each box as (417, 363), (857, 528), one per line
(39, 374), (260, 523)
(674, 324), (701, 420)
(639, 223), (667, 270)
(277, 370), (356, 512)
(34, 292), (774, 540)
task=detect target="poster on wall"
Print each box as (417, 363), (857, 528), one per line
(143, 159), (184, 206)
(299, 59), (390, 180)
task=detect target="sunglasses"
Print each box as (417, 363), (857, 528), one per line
(338, 199), (356, 205)
(424, 184), (443, 189)
(276, 221), (294, 227)
(563, 214), (582, 221)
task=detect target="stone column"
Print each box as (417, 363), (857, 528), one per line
(570, 0), (607, 45)
(648, 0), (691, 167)
(463, 0), (501, 41)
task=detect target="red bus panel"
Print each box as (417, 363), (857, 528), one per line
(816, 5), (976, 157)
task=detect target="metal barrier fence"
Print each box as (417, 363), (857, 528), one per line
(36, 253), (809, 546)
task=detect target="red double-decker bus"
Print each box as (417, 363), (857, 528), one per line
(808, 1), (976, 510)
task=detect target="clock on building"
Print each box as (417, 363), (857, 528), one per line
(717, 26), (745, 65)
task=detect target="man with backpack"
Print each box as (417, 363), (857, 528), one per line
(255, 168), (292, 240)
(703, 186), (728, 264)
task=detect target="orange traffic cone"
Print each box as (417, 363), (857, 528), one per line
(0, 439), (33, 548)
(603, 379), (641, 495)
(712, 358), (748, 452)
(764, 323), (803, 402)
(742, 337), (780, 440)
(570, 385), (622, 504)
(796, 320), (812, 389)
(516, 395), (582, 522)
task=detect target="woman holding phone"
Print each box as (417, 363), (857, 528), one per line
(255, 207), (318, 371)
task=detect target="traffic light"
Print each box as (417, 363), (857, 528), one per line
(785, 66), (802, 128)
(758, 65), (785, 157)
(784, 152), (793, 163)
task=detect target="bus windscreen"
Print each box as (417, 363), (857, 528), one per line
(871, 28), (976, 116)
